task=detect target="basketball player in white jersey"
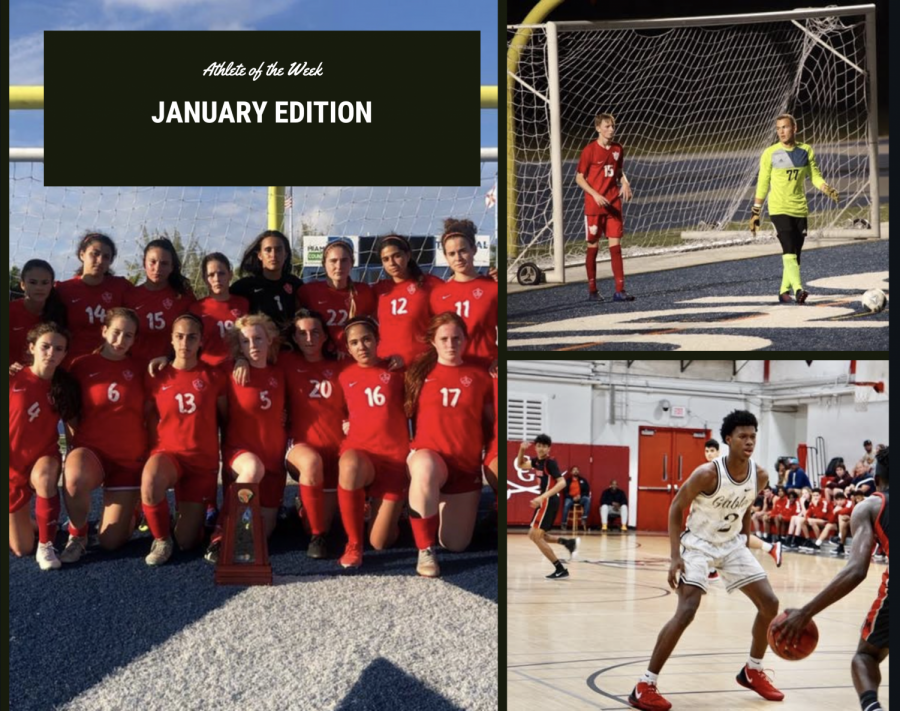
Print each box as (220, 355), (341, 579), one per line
(628, 410), (783, 711)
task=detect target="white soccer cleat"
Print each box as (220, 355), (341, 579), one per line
(36, 541), (61, 571)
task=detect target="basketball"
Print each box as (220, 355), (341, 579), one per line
(767, 612), (819, 660)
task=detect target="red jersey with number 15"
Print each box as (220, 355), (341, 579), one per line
(339, 363), (409, 462)
(412, 363), (493, 474)
(281, 353), (346, 450)
(429, 277), (498, 366)
(189, 295), (250, 368)
(577, 140), (624, 217)
(224, 364), (287, 474)
(126, 284), (196, 363)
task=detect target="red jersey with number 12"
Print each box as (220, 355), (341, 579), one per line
(577, 140), (624, 216)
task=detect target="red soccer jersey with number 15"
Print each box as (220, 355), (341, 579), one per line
(577, 140), (624, 217)
(339, 363), (409, 462)
(126, 284), (196, 363)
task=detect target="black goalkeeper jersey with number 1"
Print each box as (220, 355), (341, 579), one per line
(231, 273), (304, 334)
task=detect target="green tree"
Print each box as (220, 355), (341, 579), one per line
(10, 265), (22, 295)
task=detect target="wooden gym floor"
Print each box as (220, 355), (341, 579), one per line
(507, 530), (889, 711)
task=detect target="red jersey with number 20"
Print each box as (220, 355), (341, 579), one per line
(224, 365), (287, 474)
(339, 363), (409, 462)
(577, 140), (624, 217)
(281, 353), (346, 450)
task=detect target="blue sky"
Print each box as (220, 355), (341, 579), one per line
(9, 0), (497, 148)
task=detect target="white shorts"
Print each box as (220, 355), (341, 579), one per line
(680, 531), (767, 594)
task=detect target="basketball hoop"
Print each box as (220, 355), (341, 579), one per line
(854, 381), (885, 412)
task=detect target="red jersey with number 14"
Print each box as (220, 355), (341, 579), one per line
(189, 295), (250, 367)
(339, 363), (409, 462)
(429, 276), (498, 366)
(577, 140), (624, 216)
(412, 363), (493, 474)
(224, 364), (287, 474)
(56, 275), (134, 363)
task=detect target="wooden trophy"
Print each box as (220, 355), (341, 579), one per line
(215, 482), (273, 586)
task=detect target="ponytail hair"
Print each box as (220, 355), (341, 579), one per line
(75, 232), (118, 276)
(144, 238), (191, 296)
(21, 259), (68, 328)
(322, 240), (358, 317)
(377, 234), (425, 288)
(404, 312), (468, 418)
(166, 312), (205, 361)
(25, 322), (82, 422)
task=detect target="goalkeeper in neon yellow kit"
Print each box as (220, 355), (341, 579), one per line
(750, 113), (839, 304)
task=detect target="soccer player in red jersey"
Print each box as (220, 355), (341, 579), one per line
(575, 113), (634, 302)
(336, 317), (410, 569)
(141, 313), (227, 566)
(296, 240), (376, 353)
(373, 235), (443, 368)
(60, 308), (147, 563)
(9, 259), (68, 365)
(282, 309), (347, 559)
(9, 323), (81, 570)
(125, 238), (196, 364)
(405, 313), (493, 577)
(189, 253), (250, 369)
(428, 218), (498, 367)
(484, 370), (499, 493)
(56, 233), (134, 364)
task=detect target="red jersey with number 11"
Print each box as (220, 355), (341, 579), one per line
(429, 277), (498, 366)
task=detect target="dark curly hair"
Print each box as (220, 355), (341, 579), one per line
(720, 409), (758, 442)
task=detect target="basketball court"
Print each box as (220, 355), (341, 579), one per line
(507, 359), (889, 710)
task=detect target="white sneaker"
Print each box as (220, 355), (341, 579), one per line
(416, 547), (441, 578)
(145, 537), (174, 567)
(36, 541), (61, 571)
(59, 535), (88, 564)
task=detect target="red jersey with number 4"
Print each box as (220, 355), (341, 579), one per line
(126, 284), (196, 363)
(145, 363), (224, 466)
(296, 281), (377, 352)
(9, 368), (60, 472)
(412, 363), (493, 473)
(70, 353), (148, 464)
(374, 275), (443, 367)
(281, 353), (346, 450)
(224, 365), (287, 473)
(339, 363), (409, 461)
(577, 140), (624, 216)
(189, 295), (250, 368)
(8, 300), (42, 365)
(429, 277), (498, 366)
(56, 275), (134, 363)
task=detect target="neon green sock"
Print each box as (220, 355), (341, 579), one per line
(780, 255), (792, 294)
(782, 254), (802, 293)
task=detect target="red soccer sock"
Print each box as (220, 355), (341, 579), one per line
(410, 514), (440, 551)
(585, 245), (598, 291)
(609, 244), (625, 292)
(68, 521), (89, 538)
(34, 494), (60, 545)
(143, 499), (171, 541)
(300, 483), (327, 536)
(338, 486), (366, 547)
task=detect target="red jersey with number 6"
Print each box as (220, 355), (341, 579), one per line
(428, 277), (498, 366)
(339, 363), (409, 461)
(189, 295), (250, 368)
(224, 364), (287, 474)
(577, 140), (624, 216)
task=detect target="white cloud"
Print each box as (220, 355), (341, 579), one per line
(9, 31), (46, 85)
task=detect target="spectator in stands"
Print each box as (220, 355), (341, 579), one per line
(798, 488), (830, 552)
(774, 457), (790, 487)
(851, 460), (875, 496)
(784, 487), (812, 548)
(600, 479), (628, 532)
(767, 485), (791, 542)
(784, 457), (811, 492)
(561, 466), (591, 529)
(751, 487), (775, 538)
(807, 490), (850, 555)
(857, 439), (876, 473)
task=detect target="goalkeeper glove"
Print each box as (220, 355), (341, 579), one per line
(822, 184), (839, 203)
(749, 205), (761, 235)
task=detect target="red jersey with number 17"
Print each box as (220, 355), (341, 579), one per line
(281, 353), (346, 450)
(577, 140), (624, 216)
(224, 364), (287, 474)
(429, 277), (498, 366)
(412, 363), (493, 474)
(189, 295), (250, 368)
(145, 363), (225, 467)
(339, 363), (409, 462)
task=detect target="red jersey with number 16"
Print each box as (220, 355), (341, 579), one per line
(224, 364), (287, 474)
(577, 140), (624, 216)
(339, 363), (409, 462)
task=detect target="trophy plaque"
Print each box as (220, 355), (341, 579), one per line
(215, 482), (273, 585)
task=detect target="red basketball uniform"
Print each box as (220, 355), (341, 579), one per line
(428, 276), (498, 366)
(282, 353), (346, 490)
(374, 274), (443, 367)
(145, 362), (225, 504)
(577, 140), (625, 241)
(125, 284), (196, 363)
(805, 499), (829, 521)
(412, 363), (492, 494)
(223, 364), (288, 509)
(69, 353), (147, 489)
(340, 363), (410, 500)
(189, 295), (250, 368)
(9, 368), (61, 513)
(296, 281), (377, 353)
(8, 299), (43, 365)
(56, 275), (134, 364)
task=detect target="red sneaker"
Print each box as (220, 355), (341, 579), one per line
(736, 665), (784, 701)
(769, 541), (783, 567)
(628, 681), (672, 711)
(339, 543), (363, 569)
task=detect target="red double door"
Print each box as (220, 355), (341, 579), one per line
(636, 426), (710, 532)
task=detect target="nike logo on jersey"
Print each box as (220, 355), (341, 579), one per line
(425, 379), (436, 383)
(253, 289), (264, 294)
(12, 327), (24, 331)
(161, 385), (174, 391)
(744, 488), (752, 492)
(13, 386), (26, 393)
(70, 298), (82, 303)
(317, 301), (328, 305)
(89, 372), (101, 378)
(348, 382), (358, 387)
(442, 294), (452, 299)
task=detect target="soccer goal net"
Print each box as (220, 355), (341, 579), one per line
(507, 5), (880, 283)
(8, 156), (497, 293)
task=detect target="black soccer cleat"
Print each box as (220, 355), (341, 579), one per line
(613, 291), (636, 302)
(778, 292), (794, 304)
(588, 291), (604, 302)
(546, 567), (570, 579)
(794, 289), (809, 304)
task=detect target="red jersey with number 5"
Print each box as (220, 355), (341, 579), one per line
(224, 364), (287, 473)
(9, 368), (60, 472)
(282, 353), (346, 450)
(412, 363), (492, 473)
(577, 140), (624, 216)
(429, 277), (498, 366)
(189, 295), (250, 368)
(70, 353), (147, 464)
(126, 284), (196, 363)
(374, 275), (443, 367)
(339, 363), (409, 461)
(56, 275), (134, 363)
(145, 363), (224, 466)
(296, 281), (377, 353)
